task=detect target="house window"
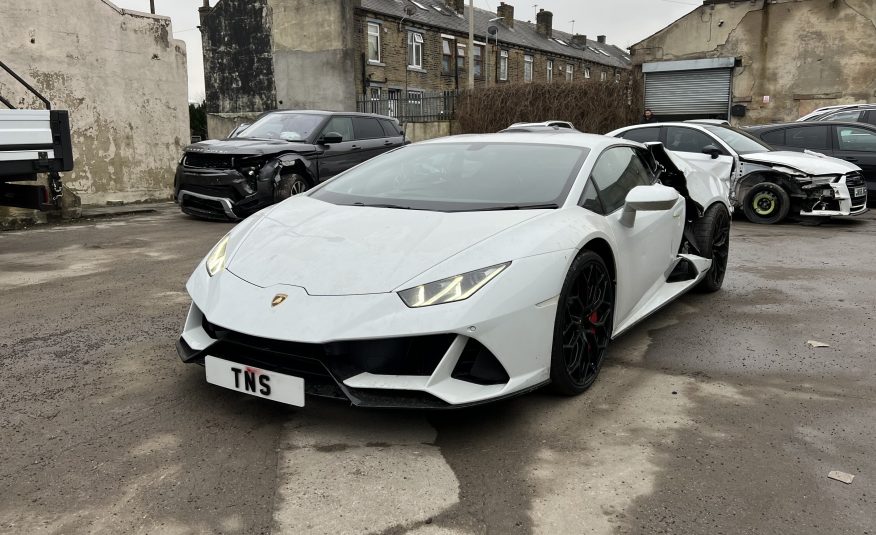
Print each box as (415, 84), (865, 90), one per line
(367, 22), (381, 63)
(474, 45), (483, 78)
(584, 67), (591, 79)
(615, 72), (621, 83)
(408, 32), (423, 69)
(442, 38), (453, 74)
(600, 70), (607, 81)
(499, 50), (508, 81)
(524, 55), (533, 82)
(565, 64), (573, 81)
(457, 43), (466, 70)
(546, 60), (553, 82)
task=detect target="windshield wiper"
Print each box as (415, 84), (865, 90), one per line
(351, 202), (412, 210)
(478, 203), (559, 211)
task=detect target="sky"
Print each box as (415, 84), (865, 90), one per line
(110, 0), (699, 102)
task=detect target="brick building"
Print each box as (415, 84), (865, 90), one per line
(198, 0), (631, 131)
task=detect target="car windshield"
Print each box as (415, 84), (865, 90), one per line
(702, 125), (772, 155)
(309, 142), (590, 212)
(237, 113), (324, 142)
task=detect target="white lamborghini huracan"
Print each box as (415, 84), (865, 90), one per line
(176, 132), (731, 408)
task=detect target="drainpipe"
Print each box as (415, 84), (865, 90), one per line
(150, 0), (155, 14)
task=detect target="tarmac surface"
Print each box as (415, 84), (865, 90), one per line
(1, 205), (874, 534)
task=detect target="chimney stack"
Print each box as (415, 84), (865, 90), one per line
(445, 0), (465, 15)
(199, 0), (211, 27)
(597, 35), (606, 44)
(536, 9), (553, 38)
(571, 34), (587, 47)
(497, 2), (514, 28)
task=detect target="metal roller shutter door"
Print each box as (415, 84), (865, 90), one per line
(645, 69), (731, 117)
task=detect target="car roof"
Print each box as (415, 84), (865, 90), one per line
(418, 131), (635, 151)
(746, 121), (876, 131)
(264, 109), (400, 121)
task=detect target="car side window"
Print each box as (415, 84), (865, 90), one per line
(589, 147), (653, 214)
(379, 119), (401, 137)
(825, 110), (864, 122)
(786, 126), (830, 150)
(320, 117), (354, 141)
(836, 126), (876, 152)
(761, 129), (785, 145)
(353, 117), (385, 140)
(579, 179), (605, 214)
(620, 127), (660, 144)
(665, 126), (714, 153)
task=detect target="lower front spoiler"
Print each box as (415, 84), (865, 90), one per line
(799, 205), (869, 217)
(178, 190), (240, 220)
(176, 336), (544, 410)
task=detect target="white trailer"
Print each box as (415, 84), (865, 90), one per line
(0, 60), (73, 211)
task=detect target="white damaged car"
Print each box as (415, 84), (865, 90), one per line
(609, 121), (867, 224)
(177, 132), (730, 408)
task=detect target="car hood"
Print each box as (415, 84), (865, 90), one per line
(185, 138), (316, 156)
(226, 197), (545, 295)
(740, 151), (860, 175)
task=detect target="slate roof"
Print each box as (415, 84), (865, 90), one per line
(359, 0), (632, 69)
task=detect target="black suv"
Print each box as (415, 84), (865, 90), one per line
(174, 110), (405, 220)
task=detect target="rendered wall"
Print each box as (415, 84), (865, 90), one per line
(631, 0), (876, 124)
(0, 0), (188, 224)
(267, 0), (359, 112)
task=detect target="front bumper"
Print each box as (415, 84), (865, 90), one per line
(799, 174), (868, 217)
(178, 252), (573, 408)
(174, 165), (275, 220)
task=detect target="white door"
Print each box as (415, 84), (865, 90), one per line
(584, 146), (683, 323)
(664, 125), (734, 184)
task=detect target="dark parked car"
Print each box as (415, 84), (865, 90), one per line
(174, 110), (405, 220)
(747, 121), (876, 196)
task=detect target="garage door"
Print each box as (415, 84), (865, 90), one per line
(645, 68), (732, 119)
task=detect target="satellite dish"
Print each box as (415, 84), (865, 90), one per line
(488, 25), (498, 35)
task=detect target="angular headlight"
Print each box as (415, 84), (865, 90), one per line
(398, 263), (510, 308)
(205, 235), (230, 277)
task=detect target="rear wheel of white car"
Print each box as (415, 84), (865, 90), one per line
(694, 203), (731, 293)
(742, 182), (790, 224)
(274, 173), (309, 202)
(550, 251), (615, 396)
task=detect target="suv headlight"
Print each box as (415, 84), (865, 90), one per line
(205, 235), (230, 277)
(398, 263), (510, 308)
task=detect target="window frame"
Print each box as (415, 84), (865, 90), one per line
(456, 42), (466, 71)
(367, 22), (382, 63)
(441, 37), (453, 75)
(784, 124), (832, 151)
(474, 44), (484, 78)
(408, 31), (424, 69)
(546, 60), (553, 82)
(583, 145), (657, 214)
(584, 67), (591, 79)
(565, 64), (573, 81)
(835, 125), (876, 153)
(523, 54), (534, 83)
(499, 50), (509, 81)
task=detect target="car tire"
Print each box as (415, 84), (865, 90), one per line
(742, 182), (790, 224)
(550, 251), (615, 396)
(693, 203), (731, 293)
(274, 173), (309, 203)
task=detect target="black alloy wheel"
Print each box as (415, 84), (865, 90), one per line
(550, 251), (615, 395)
(742, 182), (790, 224)
(694, 203), (731, 293)
(274, 173), (309, 202)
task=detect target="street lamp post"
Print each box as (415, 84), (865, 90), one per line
(468, 0), (474, 90)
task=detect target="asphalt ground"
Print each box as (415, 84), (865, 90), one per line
(1, 205), (874, 534)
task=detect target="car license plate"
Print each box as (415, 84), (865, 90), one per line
(204, 356), (305, 407)
(854, 187), (866, 197)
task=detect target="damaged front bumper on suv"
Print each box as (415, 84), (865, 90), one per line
(173, 152), (283, 220)
(799, 171), (868, 217)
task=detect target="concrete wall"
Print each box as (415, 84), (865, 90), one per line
(200, 0), (277, 114)
(206, 112), (263, 140)
(267, 0), (359, 111)
(404, 121), (453, 143)
(0, 0), (188, 223)
(631, 0), (876, 125)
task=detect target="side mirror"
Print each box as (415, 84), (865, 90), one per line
(620, 185), (680, 227)
(319, 132), (344, 145)
(702, 144), (722, 159)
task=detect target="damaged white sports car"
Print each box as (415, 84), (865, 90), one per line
(177, 133), (731, 408)
(609, 121), (867, 224)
